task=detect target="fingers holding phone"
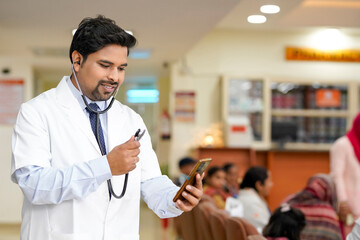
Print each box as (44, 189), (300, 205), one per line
(175, 172), (205, 212)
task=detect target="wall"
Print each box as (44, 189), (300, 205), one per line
(0, 56), (34, 223)
(169, 29), (360, 176)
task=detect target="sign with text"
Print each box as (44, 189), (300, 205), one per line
(316, 89), (341, 108)
(286, 46), (360, 62)
(174, 91), (195, 122)
(0, 79), (24, 125)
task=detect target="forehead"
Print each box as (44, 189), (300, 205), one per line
(88, 44), (128, 63)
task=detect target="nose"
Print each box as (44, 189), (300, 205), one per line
(107, 67), (119, 82)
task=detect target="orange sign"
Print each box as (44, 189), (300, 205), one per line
(286, 46), (360, 62)
(231, 125), (246, 132)
(316, 89), (341, 108)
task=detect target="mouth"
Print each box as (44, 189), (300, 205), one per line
(101, 83), (118, 93)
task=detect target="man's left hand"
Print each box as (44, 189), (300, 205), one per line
(175, 173), (204, 212)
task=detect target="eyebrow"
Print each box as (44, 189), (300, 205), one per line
(99, 60), (128, 67)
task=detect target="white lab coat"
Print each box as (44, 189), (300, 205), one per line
(11, 77), (162, 240)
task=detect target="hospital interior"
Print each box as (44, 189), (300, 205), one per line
(1, 0), (360, 239)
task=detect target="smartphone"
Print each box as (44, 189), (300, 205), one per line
(173, 158), (212, 202)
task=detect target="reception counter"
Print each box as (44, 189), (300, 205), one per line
(195, 147), (330, 211)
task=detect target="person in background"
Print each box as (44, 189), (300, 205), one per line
(330, 113), (360, 237)
(173, 157), (196, 187)
(286, 174), (342, 240)
(238, 166), (273, 232)
(223, 162), (240, 198)
(203, 166), (231, 209)
(262, 203), (306, 240)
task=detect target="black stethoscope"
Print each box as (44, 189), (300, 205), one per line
(72, 61), (128, 200)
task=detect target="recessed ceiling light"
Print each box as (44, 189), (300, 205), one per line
(260, 4), (280, 14)
(247, 15), (267, 24)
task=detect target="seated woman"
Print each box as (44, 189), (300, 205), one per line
(286, 174), (342, 240)
(262, 203), (306, 240)
(238, 166), (273, 232)
(223, 163), (240, 198)
(203, 166), (231, 209)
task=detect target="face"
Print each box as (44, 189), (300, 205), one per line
(71, 44), (128, 101)
(209, 170), (227, 189)
(226, 166), (239, 185)
(181, 164), (195, 175)
(256, 171), (273, 198)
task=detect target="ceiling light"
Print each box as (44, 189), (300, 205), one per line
(309, 28), (348, 50)
(247, 15), (267, 24)
(129, 49), (151, 59)
(72, 29), (77, 36)
(260, 4), (280, 14)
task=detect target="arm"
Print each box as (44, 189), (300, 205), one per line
(14, 157), (111, 205)
(330, 138), (352, 222)
(141, 174), (204, 218)
(141, 175), (183, 218)
(330, 138), (348, 202)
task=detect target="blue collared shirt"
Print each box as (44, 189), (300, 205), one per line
(14, 77), (182, 218)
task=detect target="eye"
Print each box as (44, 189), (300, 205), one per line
(99, 63), (110, 68)
(118, 67), (126, 71)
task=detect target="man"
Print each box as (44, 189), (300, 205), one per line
(173, 157), (196, 186)
(11, 15), (203, 240)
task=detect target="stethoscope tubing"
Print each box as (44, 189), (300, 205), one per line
(72, 64), (128, 200)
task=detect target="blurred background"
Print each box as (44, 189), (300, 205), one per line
(0, 0), (360, 239)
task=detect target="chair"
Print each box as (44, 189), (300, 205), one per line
(226, 217), (261, 240)
(173, 210), (198, 240)
(193, 200), (217, 240)
(209, 209), (230, 240)
(226, 217), (247, 240)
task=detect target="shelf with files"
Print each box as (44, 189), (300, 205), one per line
(269, 80), (355, 148)
(222, 77), (359, 150)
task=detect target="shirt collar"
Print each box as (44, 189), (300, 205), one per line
(66, 76), (108, 111)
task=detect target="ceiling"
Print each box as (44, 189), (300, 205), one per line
(0, 0), (359, 79)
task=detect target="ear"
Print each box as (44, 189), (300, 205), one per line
(255, 180), (263, 192)
(71, 50), (82, 71)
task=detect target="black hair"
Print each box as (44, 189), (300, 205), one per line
(239, 166), (268, 192)
(223, 163), (237, 173)
(69, 15), (137, 63)
(263, 206), (306, 240)
(178, 157), (196, 168)
(207, 166), (225, 178)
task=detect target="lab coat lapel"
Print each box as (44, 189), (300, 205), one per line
(55, 77), (101, 154)
(107, 101), (126, 150)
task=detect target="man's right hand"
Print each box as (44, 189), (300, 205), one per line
(107, 136), (140, 175)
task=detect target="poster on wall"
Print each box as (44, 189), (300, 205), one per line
(174, 91), (195, 122)
(0, 79), (24, 125)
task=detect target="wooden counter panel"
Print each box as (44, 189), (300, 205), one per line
(267, 151), (330, 211)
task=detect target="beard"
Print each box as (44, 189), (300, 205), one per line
(91, 80), (119, 101)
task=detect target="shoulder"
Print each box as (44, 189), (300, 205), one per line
(331, 136), (352, 152)
(20, 89), (56, 114)
(239, 189), (260, 202)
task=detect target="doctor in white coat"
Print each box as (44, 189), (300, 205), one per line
(11, 15), (203, 240)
